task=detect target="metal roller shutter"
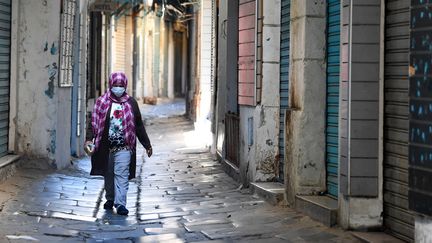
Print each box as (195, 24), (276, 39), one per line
(279, 0), (290, 182)
(325, 0), (340, 198)
(114, 16), (126, 72)
(0, 0), (10, 157)
(384, 0), (413, 241)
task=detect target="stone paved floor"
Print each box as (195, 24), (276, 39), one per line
(0, 102), (360, 242)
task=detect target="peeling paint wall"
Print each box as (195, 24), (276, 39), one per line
(237, 0), (281, 185)
(14, 0), (72, 168)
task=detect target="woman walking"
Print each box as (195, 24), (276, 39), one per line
(89, 71), (152, 215)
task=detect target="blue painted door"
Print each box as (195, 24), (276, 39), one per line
(326, 0), (340, 197)
(279, 0), (290, 182)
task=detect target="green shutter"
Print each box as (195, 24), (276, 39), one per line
(326, 0), (340, 198)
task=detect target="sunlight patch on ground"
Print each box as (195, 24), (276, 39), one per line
(182, 120), (212, 149)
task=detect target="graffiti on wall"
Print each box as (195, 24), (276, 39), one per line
(44, 62), (57, 99)
(409, 1), (432, 216)
(43, 42), (58, 55)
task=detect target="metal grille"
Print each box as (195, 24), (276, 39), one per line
(59, 0), (77, 87)
(225, 112), (239, 167)
(0, 0), (10, 157)
(384, 0), (413, 241)
(325, 0), (340, 198)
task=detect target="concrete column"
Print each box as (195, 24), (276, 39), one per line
(77, 3), (88, 156)
(168, 23), (174, 99)
(9, 0), (20, 153)
(181, 31), (187, 96)
(253, 0), (281, 181)
(215, 0), (229, 154)
(195, 0), (213, 146)
(158, 20), (166, 97)
(285, 0), (327, 205)
(338, 0), (383, 230)
(100, 14), (106, 93)
(143, 14), (154, 97)
(199, 0), (212, 119)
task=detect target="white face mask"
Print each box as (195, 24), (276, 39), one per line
(111, 87), (125, 97)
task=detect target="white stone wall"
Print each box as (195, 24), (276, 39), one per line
(285, 0), (327, 204)
(198, 0), (212, 121)
(12, 0), (72, 168)
(254, 0), (281, 181)
(195, 0), (213, 146)
(238, 0), (281, 183)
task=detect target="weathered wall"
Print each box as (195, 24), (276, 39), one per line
(167, 23), (174, 99)
(254, 0), (281, 181)
(285, 0), (327, 205)
(143, 13), (155, 97)
(237, 0), (281, 184)
(70, 0), (89, 157)
(239, 106), (256, 185)
(159, 20), (168, 97)
(13, 0), (72, 168)
(187, 5), (198, 120)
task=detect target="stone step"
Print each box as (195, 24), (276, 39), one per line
(217, 152), (240, 183)
(295, 195), (337, 227)
(351, 232), (405, 243)
(250, 182), (285, 206)
(0, 155), (21, 183)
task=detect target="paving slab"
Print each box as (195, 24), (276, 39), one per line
(0, 106), (362, 242)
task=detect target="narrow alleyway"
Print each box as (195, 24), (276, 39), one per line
(0, 101), (359, 242)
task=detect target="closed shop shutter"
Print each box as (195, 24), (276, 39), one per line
(384, 0), (413, 241)
(0, 0), (11, 157)
(114, 16), (126, 72)
(279, 0), (290, 182)
(325, 0), (340, 198)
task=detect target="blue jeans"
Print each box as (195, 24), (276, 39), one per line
(104, 150), (131, 207)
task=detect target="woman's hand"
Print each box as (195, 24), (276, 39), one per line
(84, 141), (95, 156)
(146, 147), (153, 157)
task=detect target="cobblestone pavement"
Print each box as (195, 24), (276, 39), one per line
(0, 104), (360, 242)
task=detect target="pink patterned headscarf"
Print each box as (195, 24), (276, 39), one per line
(91, 71), (136, 151)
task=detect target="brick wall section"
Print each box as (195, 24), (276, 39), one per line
(238, 0), (255, 106)
(340, 0), (380, 196)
